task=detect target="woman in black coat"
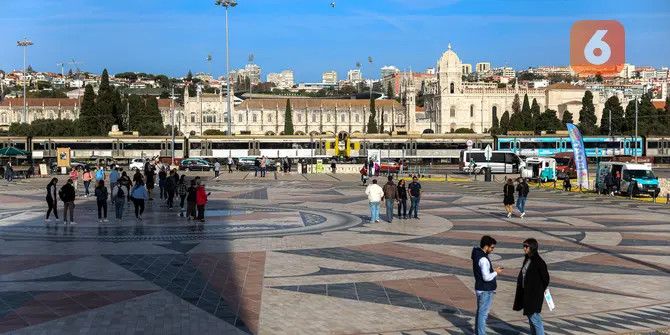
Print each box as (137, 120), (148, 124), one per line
(503, 178), (515, 218)
(513, 238), (550, 335)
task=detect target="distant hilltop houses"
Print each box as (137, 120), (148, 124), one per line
(1, 48), (668, 135)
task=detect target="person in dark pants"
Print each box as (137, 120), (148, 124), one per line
(472, 235), (502, 335)
(382, 175), (397, 223)
(45, 178), (59, 223)
(165, 170), (176, 209)
(396, 179), (408, 219)
(130, 180), (148, 221)
(158, 168), (167, 199)
(513, 238), (550, 335)
(94, 180), (109, 223)
(195, 181), (209, 222)
(562, 176), (572, 192)
(254, 158), (260, 177)
(408, 176), (422, 219)
(59, 179), (76, 225)
(186, 179), (197, 221)
(177, 175), (188, 217)
(516, 178), (529, 218)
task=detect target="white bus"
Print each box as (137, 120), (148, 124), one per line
(459, 150), (525, 174)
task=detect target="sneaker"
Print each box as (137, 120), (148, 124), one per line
(375, 220), (380, 223)
(520, 212), (526, 218)
(179, 213), (184, 217)
(103, 219), (109, 223)
(98, 219), (103, 223)
(507, 212), (512, 218)
(70, 221), (77, 225)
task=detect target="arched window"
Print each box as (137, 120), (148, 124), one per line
(450, 82), (455, 94)
(190, 113), (196, 123)
(470, 104), (475, 118)
(297, 114), (302, 123)
(450, 106), (456, 118)
(268, 114), (273, 123)
(252, 114), (257, 123)
(384, 114), (388, 123)
(492, 106), (498, 121)
(0, 113), (6, 124)
(326, 114), (331, 123)
(312, 114), (317, 123)
(355, 114), (360, 123)
(340, 114), (345, 122)
(238, 114), (243, 123)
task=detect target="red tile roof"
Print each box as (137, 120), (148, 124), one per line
(0, 98), (79, 107)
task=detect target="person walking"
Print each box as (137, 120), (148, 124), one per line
(513, 238), (550, 335)
(472, 235), (502, 335)
(368, 159), (374, 177)
(330, 158), (337, 173)
(195, 181), (209, 222)
(59, 179), (76, 225)
(605, 171), (616, 196)
(214, 160), (221, 179)
(158, 168), (167, 199)
(111, 181), (126, 222)
(176, 175), (188, 217)
(94, 180), (109, 223)
(382, 176), (397, 223)
(130, 180), (148, 221)
(260, 156), (267, 177)
(227, 156), (234, 173)
(562, 176), (571, 192)
(145, 162), (155, 200)
(408, 176), (422, 219)
(360, 165), (368, 186)
(396, 179), (408, 219)
(503, 178), (516, 218)
(95, 166), (105, 183)
(109, 168), (120, 204)
(82, 169), (93, 197)
(254, 157), (260, 177)
(165, 170), (176, 210)
(186, 179), (197, 221)
(516, 178), (529, 218)
(365, 179), (384, 223)
(69, 168), (79, 193)
(45, 178), (59, 223)
(3, 162), (12, 182)
(283, 157), (289, 174)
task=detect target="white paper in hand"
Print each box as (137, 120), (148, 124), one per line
(544, 289), (555, 311)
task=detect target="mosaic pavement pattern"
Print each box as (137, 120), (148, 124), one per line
(0, 172), (669, 334)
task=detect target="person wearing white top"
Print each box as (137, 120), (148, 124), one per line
(365, 179), (384, 223)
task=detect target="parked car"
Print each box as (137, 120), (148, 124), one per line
(129, 158), (147, 171)
(70, 161), (93, 171)
(236, 157), (277, 171)
(379, 160), (401, 173)
(179, 158), (213, 171)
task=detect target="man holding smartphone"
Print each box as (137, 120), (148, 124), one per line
(472, 235), (503, 335)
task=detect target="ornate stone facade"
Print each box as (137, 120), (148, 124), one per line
(0, 98), (80, 130)
(423, 45), (605, 134)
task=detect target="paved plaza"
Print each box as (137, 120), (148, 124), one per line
(0, 172), (668, 334)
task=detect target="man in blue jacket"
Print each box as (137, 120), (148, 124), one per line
(472, 235), (503, 335)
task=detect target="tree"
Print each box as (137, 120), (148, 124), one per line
(538, 109), (561, 133)
(509, 94), (523, 131)
(95, 69), (121, 132)
(99, 69), (111, 93)
(500, 110), (510, 134)
(186, 70), (196, 97)
(454, 128), (475, 133)
(283, 99), (294, 135)
(578, 90), (597, 135)
(77, 84), (98, 135)
(530, 98), (541, 133)
(386, 85), (394, 99)
(366, 98), (378, 133)
(521, 94), (532, 130)
(599, 96), (625, 135)
(562, 110), (574, 126)
(203, 129), (225, 135)
(140, 97), (165, 135)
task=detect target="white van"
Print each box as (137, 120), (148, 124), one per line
(522, 157), (557, 182)
(460, 150), (525, 174)
(596, 162), (660, 197)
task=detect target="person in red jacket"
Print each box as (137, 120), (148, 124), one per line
(195, 181), (209, 222)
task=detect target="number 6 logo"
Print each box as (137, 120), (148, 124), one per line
(571, 20), (624, 75)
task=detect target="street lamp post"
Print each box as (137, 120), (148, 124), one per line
(215, 0), (237, 137)
(17, 38), (33, 124)
(170, 87), (176, 165)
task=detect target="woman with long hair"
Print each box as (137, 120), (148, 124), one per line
(45, 178), (59, 222)
(503, 178), (516, 218)
(130, 179), (149, 221)
(94, 180), (109, 223)
(396, 179), (408, 219)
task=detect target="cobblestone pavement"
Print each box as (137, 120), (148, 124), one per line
(0, 172), (669, 334)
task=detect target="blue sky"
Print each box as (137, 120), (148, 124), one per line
(1, 0), (669, 82)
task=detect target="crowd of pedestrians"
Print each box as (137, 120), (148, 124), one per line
(366, 175), (422, 223)
(44, 160), (211, 225)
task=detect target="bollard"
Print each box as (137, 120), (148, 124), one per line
(667, 193), (669, 205)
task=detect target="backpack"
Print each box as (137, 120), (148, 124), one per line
(117, 186), (125, 198)
(96, 169), (104, 180)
